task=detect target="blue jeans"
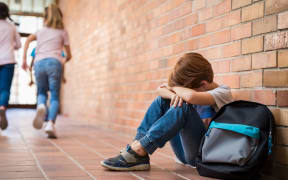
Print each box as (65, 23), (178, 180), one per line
(0, 64), (15, 107)
(135, 96), (213, 166)
(34, 58), (62, 123)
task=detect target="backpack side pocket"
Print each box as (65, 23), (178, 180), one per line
(202, 122), (260, 166)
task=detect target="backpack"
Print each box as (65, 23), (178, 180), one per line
(195, 100), (275, 180)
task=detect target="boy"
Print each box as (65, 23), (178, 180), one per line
(101, 53), (233, 170)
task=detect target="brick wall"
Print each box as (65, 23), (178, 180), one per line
(59, 0), (288, 178)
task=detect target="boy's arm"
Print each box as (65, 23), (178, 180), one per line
(156, 85), (175, 99)
(157, 84), (184, 107)
(172, 86), (215, 105)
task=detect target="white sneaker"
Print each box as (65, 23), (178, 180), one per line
(33, 104), (46, 129)
(43, 122), (48, 128)
(45, 121), (57, 138)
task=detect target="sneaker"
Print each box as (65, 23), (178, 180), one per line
(33, 104), (46, 129)
(43, 121), (48, 128)
(101, 145), (150, 171)
(0, 109), (8, 130)
(45, 121), (57, 139)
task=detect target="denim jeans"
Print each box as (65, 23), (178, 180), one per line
(0, 64), (15, 107)
(135, 96), (215, 166)
(34, 58), (62, 122)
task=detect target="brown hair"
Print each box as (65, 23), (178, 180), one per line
(168, 53), (214, 89)
(44, 4), (64, 29)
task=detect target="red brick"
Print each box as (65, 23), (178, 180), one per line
(206, 10), (241, 33)
(213, 0), (231, 17)
(231, 22), (251, 40)
(206, 0), (224, 7)
(271, 109), (288, 126)
(182, 24), (205, 39)
(199, 35), (212, 48)
(241, 1), (264, 22)
(240, 71), (263, 88)
(205, 18), (222, 33)
(252, 51), (277, 69)
(278, 11), (288, 29)
(158, 0), (193, 27)
(242, 36), (264, 54)
(223, 10), (241, 27)
(277, 91), (288, 107)
(231, 55), (251, 72)
(200, 46), (223, 60)
(193, 0), (206, 11)
(278, 50), (288, 68)
(159, 32), (182, 47)
(211, 29), (231, 45)
(265, 31), (288, 51)
(162, 18), (186, 35)
(265, 0), (288, 15)
(199, 7), (213, 22)
(264, 70), (288, 87)
(252, 90), (276, 105)
(159, 0), (186, 14)
(276, 127), (288, 145)
(211, 60), (230, 73)
(172, 42), (186, 54)
(232, 90), (252, 101)
(222, 42), (241, 58)
(232, 0), (252, 9)
(186, 39), (199, 51)
(183, 13), (198, 26)
(215, 74), (240, 88)
(252, 15), (277, 35)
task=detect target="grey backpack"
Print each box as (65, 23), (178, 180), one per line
(196, 101), (274, 180)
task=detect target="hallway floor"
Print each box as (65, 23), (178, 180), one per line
(0, 109), (214, 180)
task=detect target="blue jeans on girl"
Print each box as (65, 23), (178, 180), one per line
(34, 58), (62, 123)
(134, 96), (215, 166)
(0, 64), (15, 107)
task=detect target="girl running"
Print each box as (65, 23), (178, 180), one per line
(22, 4), (72, 138)
(0, 2), (21, 130)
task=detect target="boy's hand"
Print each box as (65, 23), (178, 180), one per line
(170, 95), (183, 107)
(160, 83), (173, 91)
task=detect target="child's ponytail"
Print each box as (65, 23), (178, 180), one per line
(0, 2), (19, 26)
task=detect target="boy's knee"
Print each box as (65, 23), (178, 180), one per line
(156, 96), (170, 105)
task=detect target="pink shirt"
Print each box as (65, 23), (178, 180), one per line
(0, 20), (21, 66)
(35, 27), (69, 62)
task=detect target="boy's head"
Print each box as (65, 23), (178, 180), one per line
(168, 53), (214, 91)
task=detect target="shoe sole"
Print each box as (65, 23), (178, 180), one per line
(45, 129), (57, 139)
(33, 107), (45, 129)
(100, 161), (150, 171)
(0, 110), (8, 130)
